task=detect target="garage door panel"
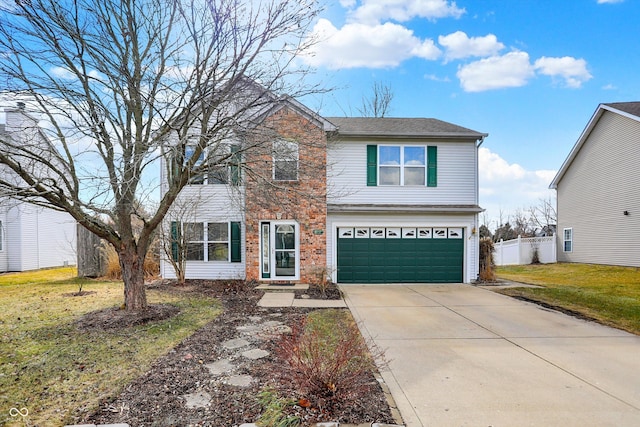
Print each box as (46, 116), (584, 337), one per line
(337, 227), (463, 283)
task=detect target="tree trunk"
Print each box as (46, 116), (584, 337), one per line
(119, 243), (148, 310)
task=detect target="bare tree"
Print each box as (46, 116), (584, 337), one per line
(529, 196), (557, 235)
(0, 0), (324, 310)
(358, 81), (394, 118)
(512, 208), (535, 237)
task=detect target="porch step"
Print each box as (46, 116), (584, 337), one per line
(255, 283), (309, 291)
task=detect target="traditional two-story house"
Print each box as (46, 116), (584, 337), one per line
(160, 97), (486, 284)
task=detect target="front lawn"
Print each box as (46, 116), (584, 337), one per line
(496, 263), (640, 335)
(0, 268), (222, 426)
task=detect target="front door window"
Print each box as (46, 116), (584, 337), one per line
(260, 221), (299, 279)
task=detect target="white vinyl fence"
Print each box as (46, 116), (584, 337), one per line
(494, 235), (557, 266)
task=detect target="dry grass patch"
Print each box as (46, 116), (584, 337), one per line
(496, 263), (640, 334)
(0, 268), (221, 426)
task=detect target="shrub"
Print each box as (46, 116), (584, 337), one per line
(256, 387), (300, 427)
(306, 265), (334, 296)
(276, 310), (385, 413)
(479, 237), (496, 282)
(101, 242), (160, 281)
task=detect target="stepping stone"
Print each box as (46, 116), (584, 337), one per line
(183, 391), (211, 408)
(205, 359), (234, 376)
(262, 320), (283, 327)
(222, 338), (249, 349)
(227, 374), (253, 387)
(236, 324), (262, 333)
(242, 348), (269, 360)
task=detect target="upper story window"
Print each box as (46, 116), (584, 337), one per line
(273, 139), (298, 181)
(372, 145), (435, 186)
(184, 144), (241, 185)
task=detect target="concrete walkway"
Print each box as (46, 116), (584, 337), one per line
(341, 284), (640, 427)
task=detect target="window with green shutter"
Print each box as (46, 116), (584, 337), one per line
(170, 221), (180, 261)
(231, 221), (241, 262)
(427, 146), (437, 187)
(366, 144), (377, 186)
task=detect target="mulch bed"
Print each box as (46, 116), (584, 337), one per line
(80, 280), (395, 426)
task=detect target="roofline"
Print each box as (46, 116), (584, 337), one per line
(328, 204), (484, 214)
(332, 130), (488, 140)
(549, 103), (640, 189)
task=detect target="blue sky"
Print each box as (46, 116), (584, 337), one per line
(300, 0), (640, 228)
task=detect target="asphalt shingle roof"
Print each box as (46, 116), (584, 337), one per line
(326, 117), (487, 139)
(604, 102), (640, 118)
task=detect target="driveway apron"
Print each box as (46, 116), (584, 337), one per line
(341, 284), (640, 427)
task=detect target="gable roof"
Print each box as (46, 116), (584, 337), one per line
(550, 102), (640, 189)
(326, 117), (487, 141)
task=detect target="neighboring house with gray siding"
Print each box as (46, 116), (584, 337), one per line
(550, 102), (640, 267)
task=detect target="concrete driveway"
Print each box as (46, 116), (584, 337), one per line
(341, 284), (640, 427)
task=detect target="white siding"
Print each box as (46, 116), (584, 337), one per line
(327, 212), (479, 283)
(327, 140), (477, 205)
(160, 185), (246, 280)
(0, 210), (7, 272)
(1, 203), (76, 272)
(557, 110), (640, 267)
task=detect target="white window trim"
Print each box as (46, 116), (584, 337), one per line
(378, 145), (426, 186)
(185, 143), (238, 185)
(273, 139), (299, 181)
(563, 227), (573, 253)
(185, 222), (231, 262)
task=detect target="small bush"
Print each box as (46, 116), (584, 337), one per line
(306, 265), (334, 296)
(479, 237), (496, 282)
(256, 387), (300, 427)
(277, 310), (385, 413)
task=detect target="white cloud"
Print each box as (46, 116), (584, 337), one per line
(534, 56), (592, 88)
(438, 31), (504, 62)
(303, 19), (440, 69)
(348, 0), (465, 25)
(457, 51), (534, 92)
(479, 147), (557, 225)
(597, 0), (624, 3)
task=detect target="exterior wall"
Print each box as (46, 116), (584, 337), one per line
(327, 212), (479, 283)
(327, 138), (477, 205)
(159, 185), (246, 280)
(0, 209), (7, 271)
(556, 110), (640, 267)
(2, 203), (76, 272)
(244, 107), (327, 283)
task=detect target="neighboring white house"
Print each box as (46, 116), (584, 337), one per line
(550, 102), (640, 267)
(0, 105), (77, 272)
(160, 93), (487, 284)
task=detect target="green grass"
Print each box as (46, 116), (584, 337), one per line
(0, 268), (222, 426)
(496, 263), (640, 335)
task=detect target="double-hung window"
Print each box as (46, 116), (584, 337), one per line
(184, 144), (241, 185)
(378, 145), (428, 186)
(273, 140), (299, 181)
(184, 222), (229, 261)
(563, 228), (573, 252)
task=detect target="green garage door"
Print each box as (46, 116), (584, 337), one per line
(337, 227), (464, 283)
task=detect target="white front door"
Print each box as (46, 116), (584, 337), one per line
(260, 221), (299, 280)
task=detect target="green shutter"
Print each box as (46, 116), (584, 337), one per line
(366, 145), (377, 186)
(427, 146), (437, 187)
(230, 221), (241, 262)
(230, 145), (241, 185)
(170, 221), (180, 261)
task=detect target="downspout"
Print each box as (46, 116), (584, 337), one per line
(474, 136), (485, 281)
